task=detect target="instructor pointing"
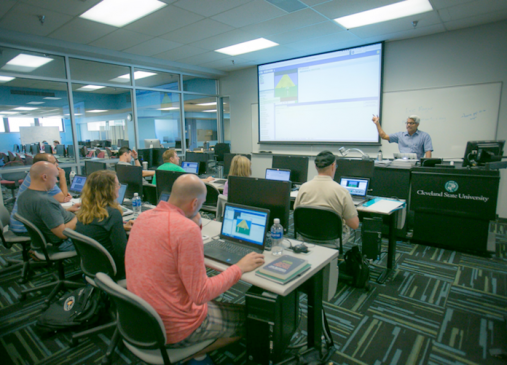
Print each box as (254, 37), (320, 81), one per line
(372, 114), (433, 159)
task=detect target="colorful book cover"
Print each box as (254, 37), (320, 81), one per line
(258, 255), (308, 280)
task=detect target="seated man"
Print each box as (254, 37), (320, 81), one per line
(152, 148), (214, 185)
(17, 162), (79, 252)
(117, 146), (155, 178)
(126, 174), (264, 357)
(294, 150), (359, 244)
(10, 153), (76, 235)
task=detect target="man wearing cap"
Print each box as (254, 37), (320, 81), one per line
(294, 151), (359, 243)
(372, 115), (433, 159)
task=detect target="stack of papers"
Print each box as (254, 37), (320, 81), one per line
(256, 255), (311, 285)
(361, 197), (405, 214)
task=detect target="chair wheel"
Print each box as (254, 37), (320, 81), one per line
(19, 293), (26, 301)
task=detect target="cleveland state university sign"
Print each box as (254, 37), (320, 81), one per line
(416, 180), (490, 203)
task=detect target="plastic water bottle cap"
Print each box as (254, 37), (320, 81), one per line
(134, 193), (138, 197)
(274, 218), (280, 224)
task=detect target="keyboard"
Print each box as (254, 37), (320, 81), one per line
(205, 240), (254, 257)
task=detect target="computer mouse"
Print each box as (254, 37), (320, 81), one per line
(293, 244), (308, 254)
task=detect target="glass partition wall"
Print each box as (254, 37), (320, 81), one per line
(0, 45), (220, 174)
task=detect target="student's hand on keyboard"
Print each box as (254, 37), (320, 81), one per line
(63, 194), (72, 203)
(236, 252), (265, 273)
(67, 202), (81, 212)
(124, 220), (133, 231)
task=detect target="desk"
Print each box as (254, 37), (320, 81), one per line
(201, 219), (338, 363)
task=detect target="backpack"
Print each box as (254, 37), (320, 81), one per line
(343, 246), (370, 289)
(36, 286), (105, 335)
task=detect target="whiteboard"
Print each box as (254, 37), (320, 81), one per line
(19, 126), (61, 146)
(381, 82), (502, 159)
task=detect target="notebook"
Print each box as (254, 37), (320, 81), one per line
(203, 203), (270, 265)
(181, 161), (199, 174)
(117, 184), (134, 216)
(265, 168), (291, 182)
(339, 177), (370, 206)
(69, 175), (87, 196)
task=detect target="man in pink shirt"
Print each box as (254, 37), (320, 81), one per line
(126, 174), (264, 358)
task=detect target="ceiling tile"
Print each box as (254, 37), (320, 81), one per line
(359, 23), (446, 45)
(175, 51), (229, 65)
(444, 8), (507, 30)
(172, 0), (252, 17)
(154, 45), (208, 61)
(269, 20), (342, 44)
(200, 56), (252, 70)
(240, 8), (328, 37)
(48, 18), (116, 44)
(299, 0), (333, 6)
(190, 29), (255, 51)
(19, 0), (103, 16)
(0, 0), (16, 18)
(285, 31), (360, 52)
(313, 0), (398, 19)
(0, 2), (73, 36)
(125, 5), (203, 36)
(160, 19), (233, 44)
(445, 0), (507, 20)
(430, 0), (477, 11)
(89, 29), (152, 51)
(123, 38), (182, 56)
(211, 0), (287, 28)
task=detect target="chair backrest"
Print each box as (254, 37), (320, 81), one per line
(0, 204), (12, 248)
(97, 151), (106, 158)
(294, 206), (343, 242)
(8, 151), (15, 161)
(63, 228), (117, 279)
(13, 213), (51, 261)
(94, 273), (169, 354)
(24, 154), (33, 165)
(43, 144), (52, 154)
(214, 143), (230, 162)
(1, 162), (27, 182)
(204, 183), (220, 207)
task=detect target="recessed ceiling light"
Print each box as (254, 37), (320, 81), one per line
(215, 38), (278, 56)
(13, 107), (38, 111)
(1, 54), (54, 72)
(88, 110), (108, 113)
(334, 0), (433, 29)
(77, 85), (106, 91)
(0, 76), (15, 82)
(197, 102), (217, 106)
(202, 110), (217, 113)
(43, 97), (61, 100)
(0, 111), (18, 114)
(27, 101), (45, 105)
(158, 107), (179, 111)
(80, 0), (167, 27)
(112, 71), (157, 82)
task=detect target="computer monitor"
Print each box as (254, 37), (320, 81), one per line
(175, 139), (189, 149)
(67, 145), (74, 158)
(228, 176), (291, 234)
(272, 155), (308, 185)
(30, 144), (39, 155)
(56, 144), (65, 156)
(145, 139), (162, 148)
(181, 161), (199, 174)
(155, 170), (187, 201)
(420, 158), (443, 167)
(115, 164), (143, 199)
(462, 140), (505, 167)
(104, 140), (112, 147)
(137, 148), (153, 167)
(85, 161), (107, 176)
(186, 152), (213, 174)
(224, 153), (252, 176)
(43, 144), (52, 154)
(118, 139), (130, 148)
(265, 168), (291, 181)
(333, 158), (375, 183)
(151, 147), (168, 168)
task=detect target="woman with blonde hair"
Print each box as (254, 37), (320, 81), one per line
(223, 155), (251, 196)
(75, 170), (132, 279)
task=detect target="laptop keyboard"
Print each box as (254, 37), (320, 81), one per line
(206, 240), (254, 257)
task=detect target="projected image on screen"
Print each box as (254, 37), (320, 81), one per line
(258, 42), (383, 144)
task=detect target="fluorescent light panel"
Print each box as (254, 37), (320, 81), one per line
(13, 107), (38, 111)
(114, 71), (157, 82)
(27, 101), (44, 105)
(158, 107), (179, 111)
(197, 102), (216, 106)
(80, 0), (167, 27)
(0, 76), (15, 82)
(334, 0), (433, 29)
(2, 54), (54, 72)
(0, 111), (18, 114)
(77, 85), (106, 91)
(215, 38), (278, 56)
(43, 97), (61, 100)
(88, 110), (108, 113)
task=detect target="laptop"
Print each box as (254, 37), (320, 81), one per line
(203, 203), (270, 265)
(339, 177), (370, 206)
(69, 175), (87, 197)
(117, 183), (134, 216)
(265, 168), (291, 182)
(393, 152), (418, 160)
(181, 161), (199, 174)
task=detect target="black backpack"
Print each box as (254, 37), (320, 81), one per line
(36, 286), (105, 335)
(343, 246), (370, 289)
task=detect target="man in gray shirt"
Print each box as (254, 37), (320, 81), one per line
(17, 161), (78, 251)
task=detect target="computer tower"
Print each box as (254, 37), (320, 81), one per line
(361, 217), (383, 260)
(245, 286), (298, 364)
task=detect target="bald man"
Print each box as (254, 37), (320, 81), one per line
(17, 162), (78, 251)
(126, 174), (264, 358)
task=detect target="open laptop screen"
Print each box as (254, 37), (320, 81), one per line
(116, 184), (128, 204)
(339, 177), (369, 198)
(221, 204), (269, 247)
(265, 168), (291, 181)
(181, 161), (199, 174)
(70, 175), (87, 194)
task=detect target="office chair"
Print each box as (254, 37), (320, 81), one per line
(214, 143), (230, 163)
(294, 206), (344, 254)
(201, 183), (220, 213)
(0, 161), (27, 204)
(95, 272), (214, 365)
(43, 144), (52, 154)
(14, 213), (85, 308)
(24, 154), (34, 165)
(97, 151), (106, 158)
(8, 151), (16, 162)
(63, 229), (125, 359)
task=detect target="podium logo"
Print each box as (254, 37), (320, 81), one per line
(445, 181), (459, 193)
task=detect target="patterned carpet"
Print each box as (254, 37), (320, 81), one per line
(0, 210), (506, 365)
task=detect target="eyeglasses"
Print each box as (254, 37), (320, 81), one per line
(406, 122), (417, 125)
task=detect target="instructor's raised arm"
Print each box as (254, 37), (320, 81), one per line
(372, 115), (390, 141)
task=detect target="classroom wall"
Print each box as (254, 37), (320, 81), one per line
(220, 20), (507, 218)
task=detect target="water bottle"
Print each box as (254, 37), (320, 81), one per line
(377, 149), (383, 161)
(270, 218), (284, 256)
(69, 170), (76, 184)
(132, 193), (141, 216)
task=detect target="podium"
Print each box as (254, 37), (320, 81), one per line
(410, 167), (499, 252)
